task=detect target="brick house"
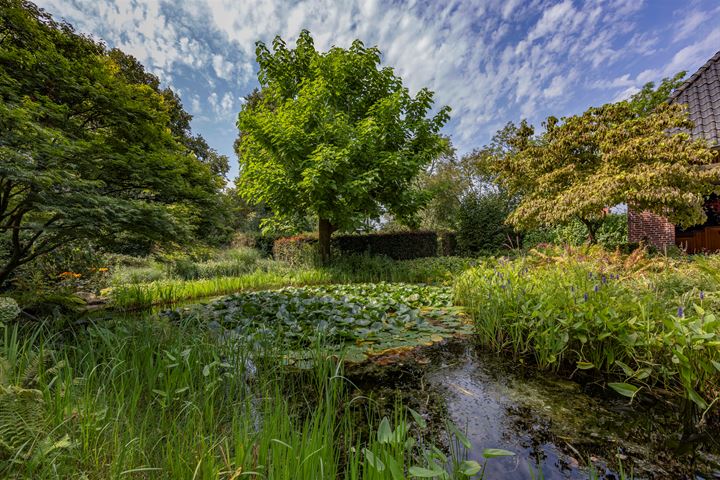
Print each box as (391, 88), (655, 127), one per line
(628, 50), (720, 252)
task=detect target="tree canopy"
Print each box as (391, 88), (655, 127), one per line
(0, 0), (225, 285)
(235, 30), (450, 260)
(481, 76), (719, 243)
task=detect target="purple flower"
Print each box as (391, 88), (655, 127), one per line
(594, 284), (599, 293)
(584, 293), (589, 302)
(677, 306), (684, 318)
(570, 285), (575, 293)
(601, 275), (607, 284)
(700, 291), (705, 301)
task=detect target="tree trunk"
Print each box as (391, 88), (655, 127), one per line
(579, 217), (599, 245)
(318, 218), (335, 265)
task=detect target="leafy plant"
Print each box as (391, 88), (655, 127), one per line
(454, 247), (720, 421)
(172, 283), (472, 363)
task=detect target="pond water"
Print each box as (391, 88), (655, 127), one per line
(348, 340), (720, 480)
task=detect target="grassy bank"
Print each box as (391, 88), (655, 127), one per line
(109, 255), (476, 310)
(454, 245), (720, 416)
(1, 319), (519, 479)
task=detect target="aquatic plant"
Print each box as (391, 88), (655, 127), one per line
(170, 283), (472, 363)
(454, 249), (720, 418)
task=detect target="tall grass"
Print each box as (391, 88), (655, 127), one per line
(111, 270), (333, 310)
(0, 320), (517, 479)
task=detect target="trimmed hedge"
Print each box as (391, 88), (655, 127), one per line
(334, 231), (438, 260)
(437, 231), (457, 256)
(273, 231), (441, 263)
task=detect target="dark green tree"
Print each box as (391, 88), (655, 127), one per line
(235, 31), (450, 262)
(0, 0), (222, 285)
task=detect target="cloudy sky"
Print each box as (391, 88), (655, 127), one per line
(36, 0), (720, 178)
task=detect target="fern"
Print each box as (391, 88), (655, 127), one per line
(0, 385), (46, 460)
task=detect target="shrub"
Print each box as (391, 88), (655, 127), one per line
(273, 231), (440, 265)
(456, 190), (516, 255)
(524, 213), (628, 249)
(273, 234), (318, 266)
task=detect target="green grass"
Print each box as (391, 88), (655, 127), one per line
(0, 319), (513, 479)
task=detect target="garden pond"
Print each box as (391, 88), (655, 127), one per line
(163, 283), (720, 479)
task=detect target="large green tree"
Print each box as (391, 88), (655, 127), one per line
(483, 77), (719, 243)
(235, 31), (450, 261)
(0, 0), (223, 285)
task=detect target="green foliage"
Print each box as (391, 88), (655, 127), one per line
(0, 2), (225, 286)
(456, 190), (517, 255)
(174, 283), (470, 363)
(454, 246), (720, 415)
(417, 146), (470, 231)
(272, 234), (319, 266)
(109, 251), (477, 310)
(525, 213), (629, 249)
(235, 30), (450, 258)
(628, 72), (686, 116)
(483, 76), (719, 242)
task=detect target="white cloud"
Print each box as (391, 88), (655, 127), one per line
(33, 0), (720, 163)
(212, 54), (234, 80)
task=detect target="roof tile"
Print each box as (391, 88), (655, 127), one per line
(670, 50), (720, 146)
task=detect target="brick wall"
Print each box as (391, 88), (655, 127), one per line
(627, 209), (675, 249)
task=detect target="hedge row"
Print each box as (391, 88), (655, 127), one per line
(334, 231), (438, 260)
(272, 230), (456, 263)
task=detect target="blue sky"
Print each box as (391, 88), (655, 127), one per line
(36, 0), (720, 179)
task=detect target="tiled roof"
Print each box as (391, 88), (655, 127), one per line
(669, 50), (720, 148)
